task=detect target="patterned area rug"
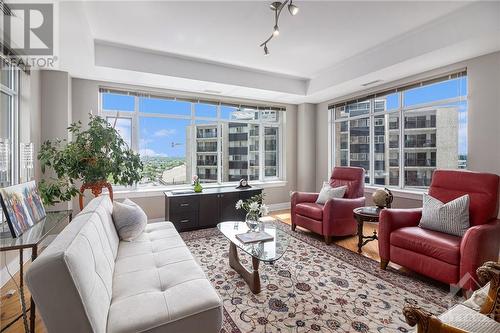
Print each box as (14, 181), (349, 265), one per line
(181, 220), (457, 333)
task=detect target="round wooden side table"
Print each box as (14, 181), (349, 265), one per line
(353, 206), (382, 253)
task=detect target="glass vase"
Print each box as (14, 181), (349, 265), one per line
(245, 211), (260, 231)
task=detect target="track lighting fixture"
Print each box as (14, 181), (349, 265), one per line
(288, 1), (299, 16)
(259, 1), (299, 55)
(273, 24), (280, 36)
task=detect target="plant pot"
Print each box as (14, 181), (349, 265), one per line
(79, 180), (113, 210)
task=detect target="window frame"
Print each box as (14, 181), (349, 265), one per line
(330, 71), (467, 190)
(99, 89), (285, 188)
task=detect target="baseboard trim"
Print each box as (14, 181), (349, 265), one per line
(268, 202), (291, 212)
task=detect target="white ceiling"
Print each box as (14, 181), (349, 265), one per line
(81, 1), (469, 78)
(57, 1), (500, 104)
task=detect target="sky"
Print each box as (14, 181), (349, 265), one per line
(103, 76), (468, 158)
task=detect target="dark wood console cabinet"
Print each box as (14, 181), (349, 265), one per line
(164, 187), (262, 231)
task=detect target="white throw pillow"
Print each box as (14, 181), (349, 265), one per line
(419, 193), (470, 237)
(112, 199), (147, 241)
(316, 183), (347, 205)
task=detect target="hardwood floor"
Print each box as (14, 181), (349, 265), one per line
(0, 210), (382, 333)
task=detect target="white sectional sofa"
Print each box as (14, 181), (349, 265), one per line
(26, 195), (222, 333)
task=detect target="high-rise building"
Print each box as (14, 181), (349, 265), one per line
(336, 100), (458, 188)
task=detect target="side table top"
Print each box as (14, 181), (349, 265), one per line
(353, 206), (382, 220)
(0, 210), (72, 251)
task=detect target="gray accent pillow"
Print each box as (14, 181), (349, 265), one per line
(316, 183), (347, 205)
(419, 193), (470, 237)
(112, 199), (147, 241)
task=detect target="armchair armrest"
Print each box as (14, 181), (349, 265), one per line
(322, 197), (365, 236)
(403, 305), (467, 333)
(460, 220), (500, 290)
(378, 208), (422, 263)
(291, 191), (319, 206)
(476, 261), (500, 321)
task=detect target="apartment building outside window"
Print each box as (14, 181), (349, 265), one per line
(100, 89), (284, 188)
(331, 71), (467, 189)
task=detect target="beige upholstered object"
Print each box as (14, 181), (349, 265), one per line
(419, 193), (470, 236)
(316, 183), (347, 204)
(112, 198), (147, 241)
(26, 195), (222, 333)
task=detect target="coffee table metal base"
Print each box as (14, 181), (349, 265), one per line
(228, 242), (261, 294)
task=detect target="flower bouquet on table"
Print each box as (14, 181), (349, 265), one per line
(192, 175), (203, 193)
(235, 194), (269, 231)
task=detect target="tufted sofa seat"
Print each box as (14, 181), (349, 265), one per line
(26, 195), (222, 333)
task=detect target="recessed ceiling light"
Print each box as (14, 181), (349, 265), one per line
(361, 80), (382, 87)
(203, 89), (222, 94)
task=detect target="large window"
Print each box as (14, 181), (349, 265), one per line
(100, 89), (284, 187)
(0, 57), (19, 189)
(331, 71), (467, 189)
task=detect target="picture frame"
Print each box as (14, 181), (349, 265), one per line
(0, 181), (46, 238)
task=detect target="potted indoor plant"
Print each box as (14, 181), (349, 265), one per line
(192, 175), (203, 193)
(38, 114), (143, 208)
(235, 194), (269, 231)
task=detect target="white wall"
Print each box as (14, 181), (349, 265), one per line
(315, 51), (500, 213)
(296, 103), (317, 192)
(40, 70), (73, 211)
(70, 78), (298, 218)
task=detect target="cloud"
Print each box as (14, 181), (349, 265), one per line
(139, 149), (167, 157)
(154, 129), (176, 137)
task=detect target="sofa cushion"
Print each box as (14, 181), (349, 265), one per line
(390, 226), (461, 265)
(295, 202), (323, 220)
(112, 199), (147, 241)
(107, 222), (222, 333)
(419, 193), (470, 236)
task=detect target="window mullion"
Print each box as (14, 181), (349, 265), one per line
(259, 124), (265, 182)
(369, 99), (374, 185)
(399, 92), (404, 189)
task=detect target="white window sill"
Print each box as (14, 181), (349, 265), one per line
(113, 180), (288, 199)
(364, 185), (425, 201)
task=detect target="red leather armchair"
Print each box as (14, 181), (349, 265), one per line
(379, 170), (500, 291)
(291, 167), (365, 244)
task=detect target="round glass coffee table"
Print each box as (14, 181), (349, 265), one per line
(217, 221), (290, 294)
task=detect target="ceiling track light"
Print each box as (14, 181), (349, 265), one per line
(259, 0), (299, 55)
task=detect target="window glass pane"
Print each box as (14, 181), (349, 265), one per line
(403, 77), (467, 107)
(349, 117), (370, 183)
(106, 117), (132, 148)
(261, 109), (280, 122)
(334, 121), (349, 166)
(373, 114), (400, 186)
(139, 97), (191, 116)
(102, 93), (135, 111)
(347, 99), (370, 117)
(223, 123), (259, 182)
(1, 92), (12, 187)
(195, 103), (217, 118)
(334, 105), (348, 119)
(195, 120), (218, 183)
(264, 127), (278, 178)
(1, 59), (13, 90)
(221, 105), (258, 121)
(139, 117), (190, 186)
(374, 93), (399, 112)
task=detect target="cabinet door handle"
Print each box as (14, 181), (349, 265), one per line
(180, 203), (189, 207)
(180, 219), (190, 223)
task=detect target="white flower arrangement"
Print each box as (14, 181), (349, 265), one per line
(235, 194), (268, 217)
